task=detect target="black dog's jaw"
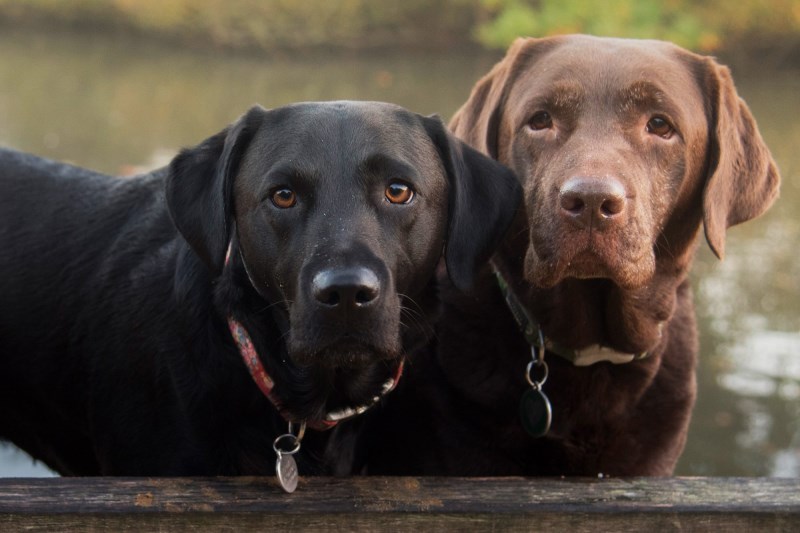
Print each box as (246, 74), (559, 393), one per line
(0, 101), (521, 475)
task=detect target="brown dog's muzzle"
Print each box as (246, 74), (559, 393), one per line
(528, 167), (654, 291)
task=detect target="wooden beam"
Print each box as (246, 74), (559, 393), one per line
(1, 477), (798, 531)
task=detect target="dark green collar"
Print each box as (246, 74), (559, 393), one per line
(493, 270), (647, 366)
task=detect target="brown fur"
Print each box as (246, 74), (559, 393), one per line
(356, 35), (779, 476)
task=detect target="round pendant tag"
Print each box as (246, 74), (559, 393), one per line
(519, 388), (552, 438)
(276, 453), (299, 493)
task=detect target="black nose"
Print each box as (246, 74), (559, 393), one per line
(559, 176), (627, 229)
(312, 267), (381, 309)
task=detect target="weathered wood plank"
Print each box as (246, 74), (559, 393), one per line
(1, 477), (798, 531)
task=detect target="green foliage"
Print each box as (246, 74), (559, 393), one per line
(475, 0), (800, 52)
(475, 0), (710, 50)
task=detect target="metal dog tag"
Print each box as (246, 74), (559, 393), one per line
(276, 452), (299, 493)
(273, 422), (305, 494)
(519, 387), (552, 438)
(520, 341), (552, 438)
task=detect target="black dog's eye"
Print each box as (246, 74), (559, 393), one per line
(385, 181), (414, 204)
(271, 187), (297, 209)
(528, 111), (553, 131)
(646, 116), (674, 139)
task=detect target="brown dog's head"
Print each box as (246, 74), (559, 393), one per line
(451, 35), (779, 291)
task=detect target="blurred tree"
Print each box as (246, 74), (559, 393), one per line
(0, 0), (798, 54)
(475, 0), (800, 52)
(0, 0), (480, 51)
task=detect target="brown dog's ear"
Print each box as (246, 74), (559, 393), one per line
(165, 105), (266, 275)
(422, 115), (522, 291)
(449, 37), (557, 158)
(449, 65), (505, 158)
(448, 38), (531, 158)
(701, 60), (780, 259)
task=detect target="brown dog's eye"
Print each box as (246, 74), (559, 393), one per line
(528, 111), (553, 131)
(385, 182), (414, 204)
(646, 116), (674, 139)
(271, 188), (297, 208)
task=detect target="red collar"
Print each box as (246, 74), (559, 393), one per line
(227, 317), (403, 431)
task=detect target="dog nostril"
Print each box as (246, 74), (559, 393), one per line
(355, 288), (377, 305)
(560, 194), (585, 215)
(320, 290), (340, 306)
(600, 196), (626, 216)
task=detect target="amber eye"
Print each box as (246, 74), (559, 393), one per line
(528, 111), (553, 130)
(271, 187), (297, 208)
(385, 181), (414, 204)
(646, 116), (674, 139)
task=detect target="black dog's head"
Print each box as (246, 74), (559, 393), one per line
(165, 101), (521, 420)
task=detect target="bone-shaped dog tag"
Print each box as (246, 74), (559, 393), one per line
(275, 452), (298, 493)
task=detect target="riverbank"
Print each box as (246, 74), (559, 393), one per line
(0, 0), (798, 66)
(0, 0), (482, 55)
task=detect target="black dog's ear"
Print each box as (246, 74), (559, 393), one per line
(165, 106), (266, 275)
(422, 115), (522, 291)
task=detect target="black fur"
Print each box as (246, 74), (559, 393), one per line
(0, 101), (521, 476)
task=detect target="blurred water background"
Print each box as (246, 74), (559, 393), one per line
(0, 1), (798, 477)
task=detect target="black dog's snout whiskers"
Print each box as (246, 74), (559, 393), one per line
(312, 267), (381, 309)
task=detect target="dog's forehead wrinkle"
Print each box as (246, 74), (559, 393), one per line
(259, 102), (420, 164)
(279, 101), (440, 179)
(536, 40), (690, 107)
(559, 34), (679, 64)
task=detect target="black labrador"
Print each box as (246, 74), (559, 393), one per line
(0, 101), (520, 477)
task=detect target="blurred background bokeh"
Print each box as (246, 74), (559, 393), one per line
(0, 0), (798, 477)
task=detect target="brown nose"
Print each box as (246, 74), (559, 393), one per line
(559, 176), (627, 229)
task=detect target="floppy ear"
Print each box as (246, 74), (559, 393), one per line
(701, 60), (780, 259)
(448, 62), (506, 159)
(165, 106), (266, 275)
(422, 115), (522, 291)
(449, 36), (559, 159)
(448, 39), (520, 158)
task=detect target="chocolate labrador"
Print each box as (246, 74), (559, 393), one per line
(0, 101), (520, 478)
(355, 36), (779, 476)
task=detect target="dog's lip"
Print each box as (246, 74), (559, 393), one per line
(290, 335), (399, 368)
(569, 245), (654, 286)
(528, 242), (654, 290)
(564, 247), (626, 274)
